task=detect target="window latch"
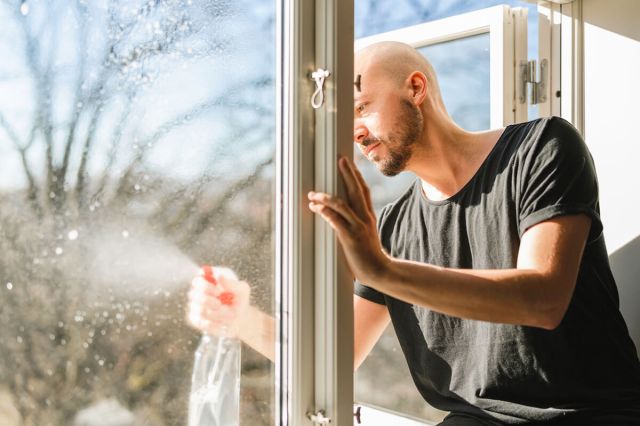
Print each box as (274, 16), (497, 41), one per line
(307, 409), (331, 425)
(310, 68), (331, 109)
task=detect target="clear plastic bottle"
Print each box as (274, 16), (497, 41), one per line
(188, 266), (241, 426)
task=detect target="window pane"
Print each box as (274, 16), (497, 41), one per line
(419, 34), (491, 132)
(0, 0), (276, 425)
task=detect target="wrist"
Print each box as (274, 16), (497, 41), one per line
(366, 251), (396, 289)
(235, 305), (256, 342)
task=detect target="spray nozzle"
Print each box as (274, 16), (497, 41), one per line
(199, 265), (234, 306)
(200, 265), (216, 284)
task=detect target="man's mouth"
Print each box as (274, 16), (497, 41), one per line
(363, 142), (381, 157)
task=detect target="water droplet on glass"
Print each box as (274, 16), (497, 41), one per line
(55, 247), (63, 255)
(68, 230), (79, 240)
(74, 315), (84, 322)
(6, 282), (13, 290)
(20, 1), (29, 16)
(122, 230), (129, 238)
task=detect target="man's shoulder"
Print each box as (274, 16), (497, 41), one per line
(502, 116), (585, 163)
(375, 180), (421, 238)
(508, 116), (582, 146)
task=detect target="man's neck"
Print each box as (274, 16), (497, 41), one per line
(409, 121), (505, 201)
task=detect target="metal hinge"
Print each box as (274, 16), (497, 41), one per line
(307, 410), (331, 425)
(519, 59), (547, 105)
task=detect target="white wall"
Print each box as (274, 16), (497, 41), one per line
(580, 0), (640, 349)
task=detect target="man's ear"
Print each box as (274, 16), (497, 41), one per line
(407, 71), (428, 106)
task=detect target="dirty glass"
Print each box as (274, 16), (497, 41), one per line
(0, 0), (276, 425)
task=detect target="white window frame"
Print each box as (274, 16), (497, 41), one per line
(536, 0), (582, 132)
(276, 0), (354, 425)
(354, 5), (528, 128)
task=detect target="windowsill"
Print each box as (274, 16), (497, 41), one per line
(354, 404), (438, 426)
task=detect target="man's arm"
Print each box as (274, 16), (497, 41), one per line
(378, 214), (590, 329)
(309, 157), (591, 330)
(236, 305), (276, 362)
(354, 295), (390, 370)
(189, 278), (389, 369)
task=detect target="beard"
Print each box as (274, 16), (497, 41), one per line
(366, 99), (422, 177)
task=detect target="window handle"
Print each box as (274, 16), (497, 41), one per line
(310, 68), (331, 109)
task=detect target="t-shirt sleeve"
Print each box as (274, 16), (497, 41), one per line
(352, 204), (392, 306)
(517, 117), (602, 242)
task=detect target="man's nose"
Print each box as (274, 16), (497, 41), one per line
(354, 123), (368, 145)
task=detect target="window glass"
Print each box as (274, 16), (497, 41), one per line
(0, 0), (276, 424)
(354, 1), (537, 423)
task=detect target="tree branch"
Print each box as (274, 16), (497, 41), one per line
(179, 155), (273, 248)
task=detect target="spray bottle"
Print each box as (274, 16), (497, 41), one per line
(188, 265), (241, 426)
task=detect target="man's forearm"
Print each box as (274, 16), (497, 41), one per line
(237, 305), (276, 362)
(374, 258), (567, 329)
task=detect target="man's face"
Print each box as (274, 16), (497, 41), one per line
(354, 72), (422, 177)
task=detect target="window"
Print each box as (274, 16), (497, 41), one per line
(1, 0), (558, 424)
(0, 0), (357, 424)
(0, 1), (278, 424)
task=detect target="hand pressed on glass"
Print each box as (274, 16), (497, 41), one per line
(308, 156), (391, 285)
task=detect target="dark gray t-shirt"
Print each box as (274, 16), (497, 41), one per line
(355, 117), (640, 424)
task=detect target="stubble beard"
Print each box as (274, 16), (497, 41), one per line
(370, 99), (422, 177)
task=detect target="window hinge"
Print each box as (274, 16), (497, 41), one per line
(307, 409), (331, 425)
(519, 59), (547, 105)
(310, 68), (331, 109)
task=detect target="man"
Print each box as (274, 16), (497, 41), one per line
(189, 42), (640, 424)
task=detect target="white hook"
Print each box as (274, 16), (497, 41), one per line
(310, 68), (331, 109)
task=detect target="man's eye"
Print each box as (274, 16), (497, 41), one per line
(356, 103), (366, 113)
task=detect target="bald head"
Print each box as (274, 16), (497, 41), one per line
(354, 41), (442, 103)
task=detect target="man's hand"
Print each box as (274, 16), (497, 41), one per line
(308, 156), (390, 284)
(187, 266), (250, 338)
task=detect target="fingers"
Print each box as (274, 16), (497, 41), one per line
(308, 191), (358, 228)
(187, 303), (237, 336)
(338, 156), (368, 217)
(309, 199), (351, 236)
(187, 267), (251, 336)
(191, 276), (222, 297)
(344, 156), (375, 214)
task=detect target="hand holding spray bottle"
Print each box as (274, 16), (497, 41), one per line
(188, 265), (244, 426)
